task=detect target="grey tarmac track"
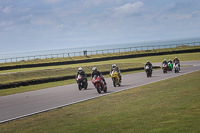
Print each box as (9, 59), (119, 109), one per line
(0, 61), (200, 124)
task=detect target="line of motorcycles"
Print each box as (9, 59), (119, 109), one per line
(162, 62), (180, 74)
(145, 62), (180, 78)
(75, 68), (121, 94)
(76, 62), (180, 93)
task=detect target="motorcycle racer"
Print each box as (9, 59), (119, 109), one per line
(173, 57), (180, 70)
(91, 67), (107, 85)
(162, 59), (168, 65)
(76, 67), (87, 81)
(145, 60), (152, 69)
(145, 60), (153, 72)
(168, 59), (172, 64)
(167, 59), (173, 71)
(110, 64), (122, 82)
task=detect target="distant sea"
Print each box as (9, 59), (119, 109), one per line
(1, 37), (200, 60)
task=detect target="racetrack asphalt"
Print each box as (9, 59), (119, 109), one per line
(0, 61), (200, 124)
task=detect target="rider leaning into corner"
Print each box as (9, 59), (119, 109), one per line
(76, 67), (87, 81)
(110, 64), (122, 83)
(144, 60), (153, 71)
(91, 67), (107, 86)
(173, 57), (180, 70)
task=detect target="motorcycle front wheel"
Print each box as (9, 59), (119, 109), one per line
(113, 78), (117, 87)
(84, 82), (88, 90)
(104, 86), (107, 93)
(96, 85), (101, 94)
(78, 83), (82, 90)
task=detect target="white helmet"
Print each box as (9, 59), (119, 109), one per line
(112, 64), (116, 67)
(92, 67), (97, 71)
(78, 67), (83, 71)
(169, 59), (171, 61)
(147, 60), (149, 63)
(164, 59), (166, 61)
(175, 57), (178, 59)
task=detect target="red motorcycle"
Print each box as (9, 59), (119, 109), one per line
(92, 75), (107, 94)
(162, 64), (168, 74)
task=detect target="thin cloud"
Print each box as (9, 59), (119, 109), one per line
(1, 6), (12, 14)
(113, 2), (143, 17)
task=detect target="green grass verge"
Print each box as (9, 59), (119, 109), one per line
(1, 71), (199, 133)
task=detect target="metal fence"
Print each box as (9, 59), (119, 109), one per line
(0, 41), (200, 63)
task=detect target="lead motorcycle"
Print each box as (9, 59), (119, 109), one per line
(92, 75), (107, 94)
(76, 74), (88, 90)
(145, 65), (152, 77)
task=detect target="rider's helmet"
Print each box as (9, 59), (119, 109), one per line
(112, 64), (116, 68)
(175, 57), (178, 59)
(78, 67), (83, 72)
(147, 60), (150, 63)
(164, 59), (166, 61)
(92, 67), (97, 72)
(169, 59), (171, 61)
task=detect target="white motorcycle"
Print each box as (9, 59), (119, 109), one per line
(174, 63), (179, 73)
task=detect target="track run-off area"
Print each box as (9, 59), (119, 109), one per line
(0, 61), (200, 124)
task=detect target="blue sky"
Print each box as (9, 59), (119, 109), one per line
(0, 0), (200, 53)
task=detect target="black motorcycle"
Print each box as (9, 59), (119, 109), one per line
(76, 74), (88, 90)
(145, 65), (152, 78)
